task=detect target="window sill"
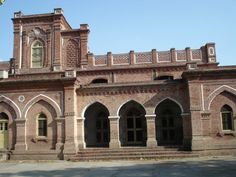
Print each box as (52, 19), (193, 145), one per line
(217, 131), (236, 137)
(34, 136), (48, 142)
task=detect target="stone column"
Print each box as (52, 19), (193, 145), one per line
(55, 117), (65, 151)
(15, 119), (27, 151)
(77, 117), (85, 149)
(146, 114), (157, 147)
(190, 110), (205, 150)
(108, 116), (120, 148)
(181, 113), (192, 149)
(63, 85), (78, 155)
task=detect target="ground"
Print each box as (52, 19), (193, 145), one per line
(0, 156), (236, 177)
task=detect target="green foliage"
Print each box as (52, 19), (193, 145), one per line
(0, 0), (5, 5)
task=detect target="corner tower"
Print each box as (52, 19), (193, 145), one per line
(12, 8), (89, 72)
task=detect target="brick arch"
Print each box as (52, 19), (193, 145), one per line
(81, 101), (110, 119)
(66, 39), (79, 68)
(206, 85), (236, 110)
(0, 95), (21, 119)
(0, 102), (17, 150)
(26, 100), (58, 150)
(83, 101), (110, 147)
(118, 99), (147, 146)
(22, 94), (62, 119)
(117, 99), (146, 117)
(209, 91), (236, 136)
(153, 97), (184, 114)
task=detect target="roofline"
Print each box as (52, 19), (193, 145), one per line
(182, 67), (236, 78)
(12, 8), (72, 29)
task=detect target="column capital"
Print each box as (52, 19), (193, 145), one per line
(76, 117), (85, 122)
(181, 113), (191, 118)
(108, 116), (120, 120)
(55, 117), (65, 122)
(145, 114), (156, 120)
(15, 119), (26, 123)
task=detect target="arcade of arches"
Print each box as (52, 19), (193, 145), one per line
(1, 9), (236, 160)
(83, 99), (184, 148)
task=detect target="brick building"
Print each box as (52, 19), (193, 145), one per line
(0, 9), (235, 160)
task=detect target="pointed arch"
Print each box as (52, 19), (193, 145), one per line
(82, 101), (110, 119)
(22, 94), (62, 119)
(0, 95), (21, 118)
(117, 99), (146, 116)
(154, 97), (184, 114)
(207, 85), (236, 110)
(220, 104), (234, 131)
(118, 100), (147, 146)
(155, 97), (183, 145)
(83, 101), (110, 147)
(31, 39), (45, 68)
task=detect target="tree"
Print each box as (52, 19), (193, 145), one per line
(0, 0), (5, 6)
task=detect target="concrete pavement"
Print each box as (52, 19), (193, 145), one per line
(0, 156), (236, 177)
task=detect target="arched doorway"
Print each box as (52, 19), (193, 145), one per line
(0, 112), (9, 149)
(155, 99), (183, 146)
(119, 100), (147, 146)
(84, 102), (110, 147)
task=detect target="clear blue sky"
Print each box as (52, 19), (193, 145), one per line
(0, 0), (235, 65)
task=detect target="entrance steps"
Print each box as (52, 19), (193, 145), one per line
(9, 150), (63, 160)
(70, 147), (199, 161)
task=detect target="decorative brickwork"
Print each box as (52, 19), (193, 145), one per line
(66, 40), (78, 68)
(157, 51), (171, 62)
(191, 49), (202, 60)
(176, 50), (187, 61)
(112, 54), (129, 65)
(0, 9), (235, 160)
(94, 55), (107, 66)
(135, 52), (152, 63)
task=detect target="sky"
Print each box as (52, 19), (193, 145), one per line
(0, 0), (235, 65)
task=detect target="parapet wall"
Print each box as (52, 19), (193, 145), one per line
(87, 43), (217, 68)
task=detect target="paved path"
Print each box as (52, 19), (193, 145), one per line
(0, 156), (236, 177)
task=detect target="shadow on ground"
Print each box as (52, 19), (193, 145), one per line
(0, 158), (236, 177)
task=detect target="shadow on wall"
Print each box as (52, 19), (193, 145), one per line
(0, 159), (236, 177)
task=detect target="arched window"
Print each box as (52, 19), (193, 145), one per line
(0, 112), (8, 131)
(31, 40), (43, 68)
(221, 105), (233, 131)
(37, 113), (47, 137)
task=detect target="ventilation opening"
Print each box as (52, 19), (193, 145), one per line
(91, 78), (108, 84)
(154, 76), (174, 81)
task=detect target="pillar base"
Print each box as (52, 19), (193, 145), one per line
(78, 141), (86, 150)
(146, 138), (157, 148)
(191, 136), (205, 150)
(14, 143), (27, 151)
(109, 139), (120, 149)
(63, 142), (77, 154)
